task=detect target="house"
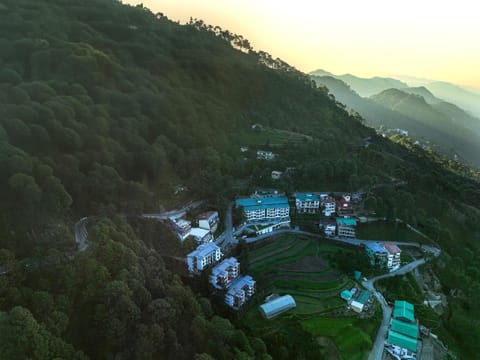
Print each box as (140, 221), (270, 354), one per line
(259, 295), (296, 319)
(365, 242), (389, 267)
(209, 257), (240, 290)
(386, 300), (419, 354)
(271, 170), (283, 180)
(256, 150), (275, 160)
(336, 218), (357, 238)
(235, 196), (290, 224)
(319, 219), (336, 236)
(336, 195), (354, 216)
(225, 275), (256, 310)
(187, 243), (223, 273)
(294, 193), (320, 214)
(240, 146), (249, 152)
(321, 197), (336, 216)
(198, 211), (219, 233)
(169, 218), (191, 241)
(382, 243), (402, 271)
(189, 227), (214, 244)
(340, 290), (353, 301)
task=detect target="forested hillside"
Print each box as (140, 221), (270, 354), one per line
(0, 0), (480, 359)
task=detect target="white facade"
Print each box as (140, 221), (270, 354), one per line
(383, 243), (402, 271)
(170, 218), (192, 241)
(190, 227), (214, 244)
(187, 243), (223, 273)
(295, 194), (320, 214)
(253, 220), (290, 236)
(198, 211), (219, 233)
(321, 198), (336, 216)
(351, 300), (364, 313)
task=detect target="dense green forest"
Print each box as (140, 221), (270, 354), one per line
(0, 0), (479, 359)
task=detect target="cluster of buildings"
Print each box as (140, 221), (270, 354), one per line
(169, 211), (219, 244)
(293, 192), (354, 217)
(385, 300), (419, 357)
(365, 242), (402, 272)
(256, 150), (276, 160)
(210, 258), (256, 310)
(340, 287), (374, 313)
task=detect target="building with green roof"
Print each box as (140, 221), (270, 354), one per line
(393, 300), (415, 322)
(387, 330), (418, 352)
(340, 290), (352, 301)
(356, 290), (371, 305)
(390, 318), (418, 338)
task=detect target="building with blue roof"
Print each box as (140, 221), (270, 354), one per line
(235, 196), (290, 223)
(365, 242), (389, 267)
(336, 217), (357, 238)
(294, 193), (320, 214)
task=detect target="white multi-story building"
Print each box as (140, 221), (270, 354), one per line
(294, 193), (320, 214)
(321, 197), (336, 216)
(225, 275), (256, 309)
(256, 150), (275, 160)
(235, 197), (290, 223)
(189, 227), (214, 244)
(210, 257), (240, 290)
(198, 211), (219, 233)
(187, 243), (223, 274)
(382, 243), (402, 271)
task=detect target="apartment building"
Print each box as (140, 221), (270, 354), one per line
(382, 243), (402, 271)
(336, 217), (357, 238)
(294, 193), (320, 214)
(169, 217), (192, 241)
(321, 197), (336, 216)
(189, 227), (214, 244)
(187, 243), (223, 273)
(225, 275), (256, 309)
(235, 196), (290, 223)
(198, 211), (219, 233)
(209, 257), (240, 290)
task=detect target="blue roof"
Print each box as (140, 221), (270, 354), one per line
(295, 193), (319, 201)
(336, 218), (357, 226)
(236, 197), (289, 209)
(366, 242), (388, 253)
(259, 295), (296, 319)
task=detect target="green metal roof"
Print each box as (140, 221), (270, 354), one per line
(388, 330), (418, 352)
(340, 290), (352, 300)
(336, 218), (357, 226)
(390, 319), (418, 339)
(394, 300), (415, 322)
(356, 290), (371, 305)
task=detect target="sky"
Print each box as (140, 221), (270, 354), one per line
(126, 0), (480, 89)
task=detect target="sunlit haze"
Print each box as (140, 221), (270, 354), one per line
(126, 0), (480, 89)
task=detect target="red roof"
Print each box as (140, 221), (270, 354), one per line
(382, 243), (401, 254)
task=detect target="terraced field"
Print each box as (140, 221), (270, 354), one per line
(242, 236), (378, 360)
(238, 127), (313, 147)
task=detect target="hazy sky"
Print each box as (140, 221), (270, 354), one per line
(126, 0), (480, 89)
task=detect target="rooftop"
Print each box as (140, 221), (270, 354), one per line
(382, 243), (401, 254)
(387, 330), (418, 352)
(390, 318), (419, 339)
(294, 193), (319, 202)
(227, 275), (255, 294)
(259, 295), (296, 319)
(188, 243), (221, 258)
(336, 218), (357, 226)
(189, 227), (211, 239)
(340, 290), (352, 300)
(236, 196), (289, 209)
(356, 290), (371, 305)
(366, 242), (388, 254)
(394, 300), (415, 322)
(211, 257), (239, 275)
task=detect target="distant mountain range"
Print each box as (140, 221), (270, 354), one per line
(310, 69), (480, 118)
(310, 71), (480, 167)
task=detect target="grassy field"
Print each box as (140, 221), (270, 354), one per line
(356, 221), (427, 244)
(242, 236), (379, 359)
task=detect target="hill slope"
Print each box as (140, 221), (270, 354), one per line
(0, 1), (479, 359)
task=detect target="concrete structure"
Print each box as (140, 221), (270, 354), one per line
(256, 150), (275, 160)
(336, 217), (357, 238)
(382, 243), (402, 271)
(365, 242), (389, 267)
(271, 170), (283, 180)
(321, 197), (336, 216)
(386, 300), (419, 353)
(319, 218), (336, 236)
(187, 243), (223, 273)
(259, 295), (296, 319)
(198, 211), (219, 233)
(235, 197), (290, 223)
(225, 275), (256, 309)
(190, 227), (214, 244)
(294, 193), (320, 214)
(169, 218), (191, 241)
(249, 221), (290, 236)
(210, 257), (240, 290)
